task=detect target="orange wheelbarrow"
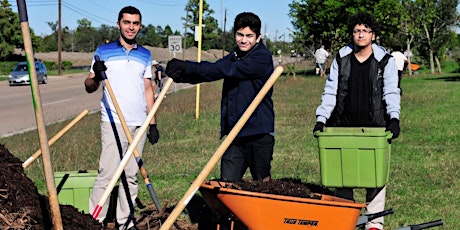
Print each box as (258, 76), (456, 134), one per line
(199, 180), (444, 230)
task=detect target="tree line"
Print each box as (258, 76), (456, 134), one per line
(1, 0), (460, 74)
(289, 0), (460, 74)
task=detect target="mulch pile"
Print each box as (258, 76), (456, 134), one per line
(0, 143), (103, 229)
(0, 143), (331, 229)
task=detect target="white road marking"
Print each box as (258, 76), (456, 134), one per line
(43, 98), (73, 106)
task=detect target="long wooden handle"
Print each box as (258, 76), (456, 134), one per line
(23, 110), (89, 169)
(102, 76), (162, 211)
(92, 78), (173, 219)
(16, 1), (63, 229)
(160, 66), (284, 230)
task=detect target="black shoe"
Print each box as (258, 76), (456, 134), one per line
(127, 226), (138, 230)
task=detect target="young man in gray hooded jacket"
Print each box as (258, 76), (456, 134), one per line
(313, 12), (401, 230)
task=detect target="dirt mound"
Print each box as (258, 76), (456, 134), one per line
(0, 143), (204, 229)
(0, 143), (103, 229)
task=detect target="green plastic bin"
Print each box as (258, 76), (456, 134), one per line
(54, 170), (98, 213)
(315, 127), (392, 188)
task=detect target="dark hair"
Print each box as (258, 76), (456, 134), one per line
(118, 6), (142, 22)
(233, 12), (261, 37)
(348, 12), (379, 36)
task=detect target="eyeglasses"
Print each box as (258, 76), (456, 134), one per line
(353, 29), (373, 34)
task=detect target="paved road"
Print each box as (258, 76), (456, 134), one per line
(0, 74), (192, 138)
(0, 73), (100, 137)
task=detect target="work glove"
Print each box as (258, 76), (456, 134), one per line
(386, 118), (400, 139)
(147, 124), (160, 145)
(313, 122), (325, 135)
(92, 60), (107, 82)
(165, 58), (186, 82)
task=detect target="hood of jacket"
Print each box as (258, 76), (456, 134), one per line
(338, 43), (388, 61)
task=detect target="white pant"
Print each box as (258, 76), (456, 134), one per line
(365, 186), (386, 230)
(89, 122), (146, 229)
(335, 186), (386, 230)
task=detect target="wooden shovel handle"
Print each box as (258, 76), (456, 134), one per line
(22, 110), (88, 169)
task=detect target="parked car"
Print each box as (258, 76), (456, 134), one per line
(8, 61), (48, 86)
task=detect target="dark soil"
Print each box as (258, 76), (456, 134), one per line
(0, 143), (331, 229)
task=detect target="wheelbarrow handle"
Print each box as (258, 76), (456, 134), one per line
(356, 209), (394, 227)
(396, 219), (443, 230)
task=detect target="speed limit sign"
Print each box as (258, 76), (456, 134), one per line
(168, 36), (182, 53)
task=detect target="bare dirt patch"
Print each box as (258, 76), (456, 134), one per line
(33, 47), (228, 67)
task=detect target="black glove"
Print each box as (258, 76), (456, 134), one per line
(313, 122), (325, 135)
(92, 60), (107, 82)
(147, 124), (159, 145)
(165, 58), (186, 82)
(386, 118), (400, 139)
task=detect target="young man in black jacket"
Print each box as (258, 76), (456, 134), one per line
(165, 12), (275, 182)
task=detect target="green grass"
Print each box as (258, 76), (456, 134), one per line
(1, 66), (459, 229)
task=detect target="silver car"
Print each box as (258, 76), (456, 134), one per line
(8, 61), (48, 86)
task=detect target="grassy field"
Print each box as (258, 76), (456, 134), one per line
(1, 64), (459, 229)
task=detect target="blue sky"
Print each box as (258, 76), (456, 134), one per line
(10, 0), (294, 42)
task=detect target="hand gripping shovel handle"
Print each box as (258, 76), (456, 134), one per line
(92, 76), (173, 219)
(93, 55), (162, 212)
(159, 66), (284, 230)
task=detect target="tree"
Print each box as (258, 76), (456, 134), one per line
(397, 0), (424, 76)
(416, 0), (459, 73)
(74, 18), (97, 52)
(182, 0), (220, 50)
(0, 0), (23, 59)
(289, 0), (402, 57)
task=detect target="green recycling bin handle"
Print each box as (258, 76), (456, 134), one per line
(385, 131), (393, 139)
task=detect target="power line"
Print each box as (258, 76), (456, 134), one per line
(135, 0), (187, 7)
(9, 0), (113, 26)
(62, 1), (113, 25)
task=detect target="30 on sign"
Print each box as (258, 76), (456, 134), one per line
(168, 36), (182, 53)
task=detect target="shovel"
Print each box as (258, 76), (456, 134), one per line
(16, 1), (63, 228)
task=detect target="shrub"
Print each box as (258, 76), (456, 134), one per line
(62, 61), (73, 70)
(0, 62), (18, 75)
(43, 61), (57, 71)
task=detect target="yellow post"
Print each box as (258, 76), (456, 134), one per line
(195, 0), (203, 120)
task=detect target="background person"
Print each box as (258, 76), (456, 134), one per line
(152, 60), (167, 99)
(314, 44), (329, 77)
(165, 12), (275, 183)
(84, 6), (159, 230)
(312, 12), (401, 230)
(390, 48), (407, 93)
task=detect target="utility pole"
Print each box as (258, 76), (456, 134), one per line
(221, 8), (226, 58)
(183, 2), (189, 60)
(58, 0), (62, 75)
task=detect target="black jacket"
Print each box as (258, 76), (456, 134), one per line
(183, 41), (275, 137)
